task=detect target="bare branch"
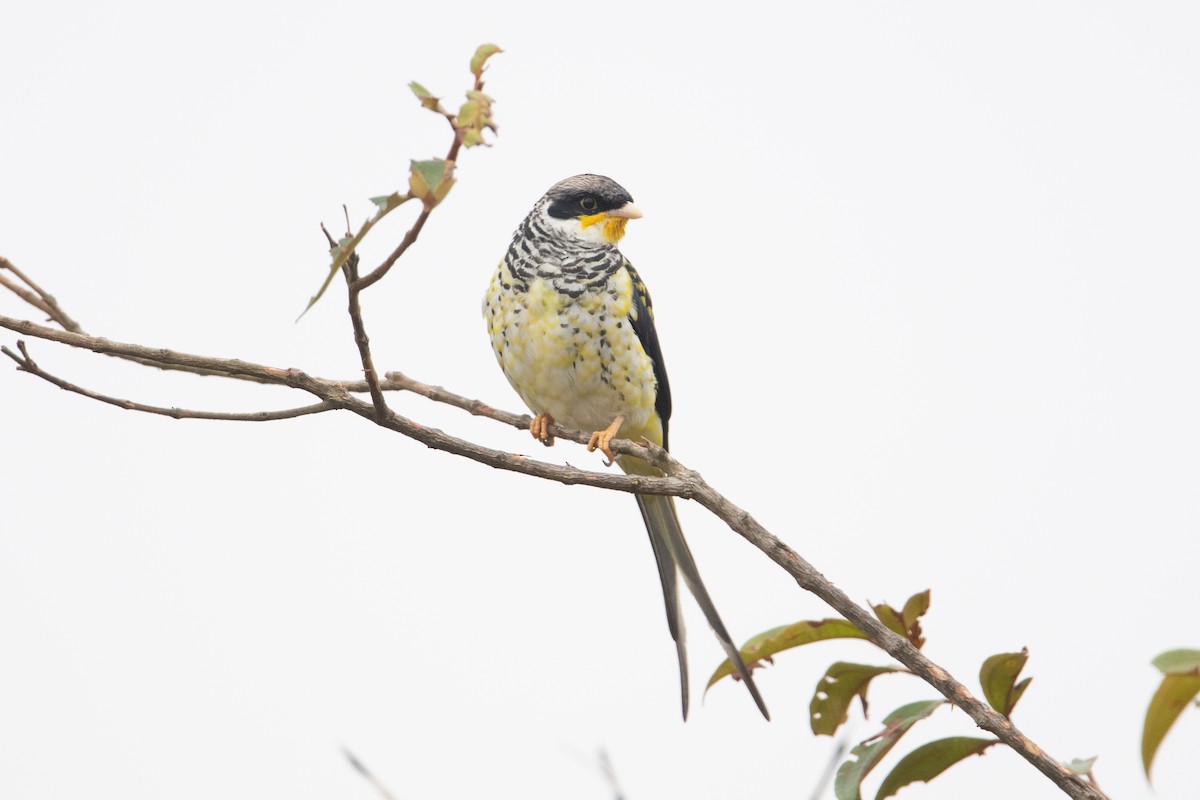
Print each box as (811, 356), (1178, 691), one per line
(0, 258), (282, 384)
(0, 314), (298, 385)
(0, 313), (681, 496)
(0, 309), (1106, 799)
(1, 273), (57, 320)
(326, 225), (388, 418)
(376, 371), (677, 475)
(686, 481), (1099, 797)
(0, 256), (83, 333)
(2, 342), (336, 422)
(381, 371), (563, 436)
(352, 202), (437, 293)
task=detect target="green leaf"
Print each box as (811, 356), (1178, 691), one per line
(1152, 649), (1200, 675)
(1065, 756), (1097, 775)
(470, 43), (503, 78)
(834, 700), (945, 800)
(901, 590), (931, 630)
(873, 590), (930, 648)
(979, 649), (1030, 717)
(1142, 672), (1200, 779)
(875, 737), (998, 799)
(408, 81), (446, 113)
(408, 158), (455, 204)
(408, 158), (440, 199)
(705, 618), (869, 693)
(811, 663), (902, 736)
(873, 604), (907, 639)
(455, 90), (497, 149)
(297, 192), (413, 319)
(1010, 676), (1032, 710)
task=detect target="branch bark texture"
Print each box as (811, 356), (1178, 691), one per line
(0, 312), (1102, 800)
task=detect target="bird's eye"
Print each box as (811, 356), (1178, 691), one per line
(579, 196), (598, 211)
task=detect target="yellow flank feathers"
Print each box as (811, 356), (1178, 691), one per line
(611, 268), (634, 318)
(484, 262), (658, 451)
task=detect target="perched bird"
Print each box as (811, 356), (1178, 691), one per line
(483, 174), (768, 720)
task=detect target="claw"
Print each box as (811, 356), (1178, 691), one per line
(530, 413), (555, 447)
(587, 415), (625, 464)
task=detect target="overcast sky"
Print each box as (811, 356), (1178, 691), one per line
(3, 3), (1198, 799)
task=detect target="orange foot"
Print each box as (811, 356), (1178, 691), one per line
(587, 415), (626, 464)
(530, 413), (555, 447)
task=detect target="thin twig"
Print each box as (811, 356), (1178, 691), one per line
(0, 311), (1105, 800)
(1, 273), (57, 320)
(0, 256), (83, 332)
(596, 749), (625, 800)
(565, 745), (625, 800)
(807, 737), (848, 800)
(330, 70), (488, 415)
(350, 70), (485, 293)
(0, 314), (676, 494)
(0, 257), (283, 384)
(342, 747), (400, 800)
(324, 223), (387, 418)
(352, 204), (437, 293)
(377, 370), (676, 469)
(2, 342), (335, 421)
(345, 280), (387, 417)
(381, 371), (530, 430)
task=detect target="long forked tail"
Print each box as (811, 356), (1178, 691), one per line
(635, 493), (770, 720)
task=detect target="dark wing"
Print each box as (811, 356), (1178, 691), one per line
(625, 260), (673, 451)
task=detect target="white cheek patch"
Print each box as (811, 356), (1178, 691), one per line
(544, 214), (610, 245)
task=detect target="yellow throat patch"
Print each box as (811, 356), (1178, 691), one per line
(579, 212), (629, 243)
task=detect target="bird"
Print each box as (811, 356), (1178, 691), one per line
(483, 174), (768, 720)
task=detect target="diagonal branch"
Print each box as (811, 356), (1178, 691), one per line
(0, 310), (1104, 799)
(342, 747), (400, 800)
(0, 313), (680, 495)
(687, 481), (1097, 797)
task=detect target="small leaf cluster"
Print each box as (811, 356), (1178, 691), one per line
(301, 44), (502, 317)
(708, 591), (1066, 799)
(408, 42), (501, 154)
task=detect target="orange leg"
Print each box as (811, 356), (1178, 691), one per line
(529, 413), (555, 447)
(587, 415), (626, 464)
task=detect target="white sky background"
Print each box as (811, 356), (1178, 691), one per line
(2, 3), (1198, 799)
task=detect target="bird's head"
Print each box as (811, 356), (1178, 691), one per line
(539, 174), (642, 245)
